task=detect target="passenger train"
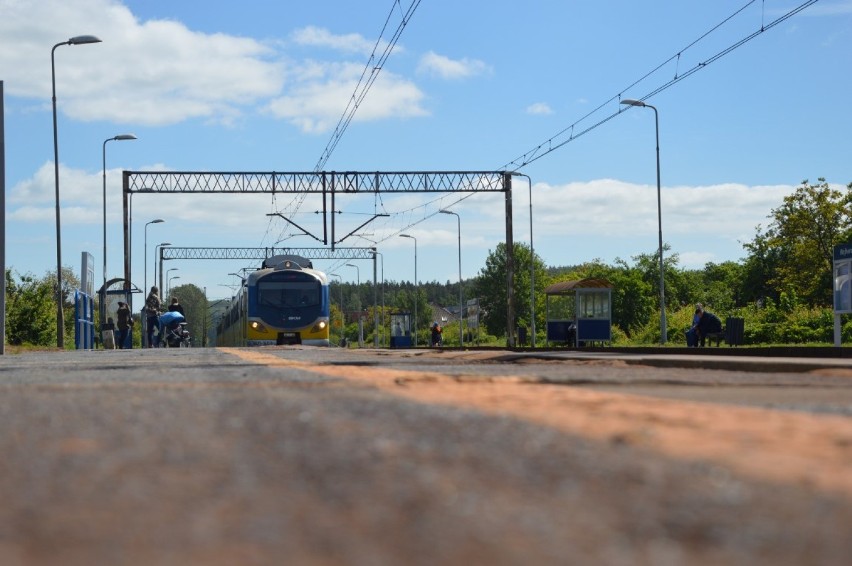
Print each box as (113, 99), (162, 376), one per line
(216, 255), (330, 347)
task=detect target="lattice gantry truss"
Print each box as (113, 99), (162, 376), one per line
(160, 247), (376, 261)
(123, 171), (508, 194)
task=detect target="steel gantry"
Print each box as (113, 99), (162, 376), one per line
(122, 170), (520, 346)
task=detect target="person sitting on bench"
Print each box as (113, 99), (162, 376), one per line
(695, 305), (723, 347)
(686, 303), (703, 347)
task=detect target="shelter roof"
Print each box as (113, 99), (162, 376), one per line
(544, 278), (613, 295)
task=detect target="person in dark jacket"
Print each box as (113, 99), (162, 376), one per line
(430, 322), (443, 347)
(685, 303), (703, 347)
(695, 306), (723, 347)
(168, 297), (185, 316)
(145, 286), (162, 348)
(116, 301), (133, 349)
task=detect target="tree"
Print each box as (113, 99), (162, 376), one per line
(470, 242), (547, 338)
(741, 224), (782, 305)
(5, 269), (58, 346)
(744, 178), (851, 306)
(169, 283), (207, 346)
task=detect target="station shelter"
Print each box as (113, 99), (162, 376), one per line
(545, 278), (613, 347)
(389, 312), (412, 348)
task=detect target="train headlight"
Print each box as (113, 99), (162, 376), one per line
(310, 320), (328, 333)
(250, 321), (268, 333)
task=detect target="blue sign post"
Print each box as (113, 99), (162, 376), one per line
(832, 243), (852, 346)
(74, 290), (95, 350)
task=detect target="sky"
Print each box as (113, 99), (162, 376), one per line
(1, 0), (851, 303)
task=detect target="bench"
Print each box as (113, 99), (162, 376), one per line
(702, 317), (745, 347)
(703, 330), (726, 347)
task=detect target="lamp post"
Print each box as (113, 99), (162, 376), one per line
(144, 220), (164, 294)
(399, 234), (418, 347)
(621, 98), (666, 344)
(374, 251), (384, 347)
(355, 234), (383, 347)
(345, 263), (360, 286)
(513, 173), (536, 347)
(166, 268), (179, 298)
(345, 263), (363, 346)
(329, 273), (344, 346)
(52, 34), (102, 348)
(168, 276), (180, 298)
(156, 242), (171, 293)
(102, 134), (136, 295)
(439, 209), (463, 347)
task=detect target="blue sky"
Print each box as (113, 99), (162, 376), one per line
(2, 0), (851, 302)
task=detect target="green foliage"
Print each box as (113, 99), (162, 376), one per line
(746, 178), (852, 306)
(169, 283), (207, 346)
(470, 242), (548, 338)
(5, 269), (57, 346)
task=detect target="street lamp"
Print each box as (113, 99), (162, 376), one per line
(328, 273), (344, 346)
(102, 134), (137, 294)
(399, 234), (418, 347)
(52, 34), (102, 347)
(373, 251), (385, 347)
(166, 268), (179, 297)
(621, 98), (666, 344)
(156, 242), (172, 292)
(144, 221), (164, 291)
(345, 263), (363, 346)
(355, 234), (383, 347)
(345, 263), (360, 286)
(168, 276), (180, 298)
(513, 173), (536, 347)
(439, 209), (463, 347)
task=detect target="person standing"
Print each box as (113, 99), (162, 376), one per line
(430, 322), (443, 347)
(145, 286), (162, 348)
(168, 297), (185, 316)
(115, 301), (133, 349)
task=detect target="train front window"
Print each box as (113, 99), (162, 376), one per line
(257, 281), (320, 308)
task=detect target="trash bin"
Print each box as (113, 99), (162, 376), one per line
(517, 326), (527, 345)
(726, 317), (744, 346)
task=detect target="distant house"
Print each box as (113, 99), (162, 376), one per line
(429, 304), (456, 326)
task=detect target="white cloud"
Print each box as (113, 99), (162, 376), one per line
(417, 51), (491, 79)
(0, 1), (427, 129)
(526, 102), (553, 115)
(507, 179), (794, 241)
(291, 25), (394, 55)
(266, 62), (428, 133)
(0, 0), (282, 126)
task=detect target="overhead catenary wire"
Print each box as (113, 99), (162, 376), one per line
(499, 0), (821, 172)
(273, 0), (823, 269)
(265, 0), (422, 246)
(368, 0), (823, 249)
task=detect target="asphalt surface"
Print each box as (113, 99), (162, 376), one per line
(0, 346), (850, 565)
